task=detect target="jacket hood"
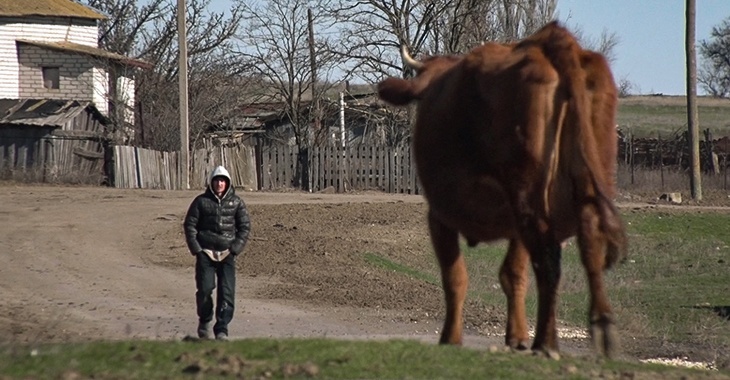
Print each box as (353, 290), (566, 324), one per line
(208, 165), (232, 190)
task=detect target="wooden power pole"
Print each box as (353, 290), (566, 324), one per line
(307, 8), (321, 141)
(686, 0), (701, 200)
(178, 0), (190, 189)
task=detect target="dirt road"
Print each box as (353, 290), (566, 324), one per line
(0, 185), (504, 349)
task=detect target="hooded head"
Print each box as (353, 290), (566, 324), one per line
(208, 165), (231, 198)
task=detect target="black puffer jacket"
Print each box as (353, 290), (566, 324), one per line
(184, 185), (251, 255)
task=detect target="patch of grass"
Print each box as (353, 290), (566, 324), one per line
(461, 242), (528, 309)
(461, 240), (590, 326)
(1, 338), (725, 379)
(364, 252), (440, 285)
(610, 211), (730, 349)
(618, 96), (730, 138)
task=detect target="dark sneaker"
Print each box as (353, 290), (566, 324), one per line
(215, 332), (229, 341)
(197, 321), (212, 339)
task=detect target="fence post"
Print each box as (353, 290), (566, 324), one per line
(630, 132), (635, 185)
(659, 132), (664, 191)
(722, 138), (730, 190)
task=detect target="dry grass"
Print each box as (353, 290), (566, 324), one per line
(617, 95), (730, 138)
(616, 165), (730, 206)
(621, 95), (730, 108)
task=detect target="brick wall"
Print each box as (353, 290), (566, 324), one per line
(17, 44), (94, 100)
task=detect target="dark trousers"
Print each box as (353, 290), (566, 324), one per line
(195, 252), (236, 335)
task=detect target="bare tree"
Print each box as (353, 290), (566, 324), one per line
(495, 0), (557, 41)
(429, 0), (559, 54)
(698, 59), (729, 97)
(331, 0), (557, 81)
(616, 76), (636, 98)
(570, 27), (620, 64)
(330, 0), (453, 82)
(83, 0), (254, 151)
(699, 16), (730, 98)
(235, 0), (338, 189)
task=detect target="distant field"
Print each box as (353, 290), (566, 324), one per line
(618, 95), (730, 138)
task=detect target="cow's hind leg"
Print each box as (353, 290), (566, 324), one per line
(499, 238), (531, 351)
(428, 211), (467, 345)
(577, 204), (619, 358)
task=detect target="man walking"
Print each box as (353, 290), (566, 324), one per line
(184, 165), (251, 340)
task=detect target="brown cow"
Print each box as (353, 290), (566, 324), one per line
(377, 21), (627, 358)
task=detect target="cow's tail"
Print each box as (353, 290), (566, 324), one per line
(591, 178), (628, 269)
(538, 22), (628, 269)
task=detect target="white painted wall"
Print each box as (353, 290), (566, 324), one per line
(92, 67), (109, 115)
(0, 16), (97, 99)
(91, 68), (136, 124)
(118, 75), (135, 124)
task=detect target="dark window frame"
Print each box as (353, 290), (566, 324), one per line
(42, 66), (60, 89)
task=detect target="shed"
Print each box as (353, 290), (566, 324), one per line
(0, 98), (110, 183)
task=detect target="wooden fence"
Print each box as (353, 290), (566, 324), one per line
(617, 129), (728, 172)
(112, 144), (256, 190)
(112, 146), (179, 189)
(0, 133), (105, 183)
(260, 145), (421, 194)
(9, 134), (730, 193)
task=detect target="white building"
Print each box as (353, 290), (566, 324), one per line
(0, 0), (151, 127)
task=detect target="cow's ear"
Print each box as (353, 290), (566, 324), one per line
(377, 77), (416, 105)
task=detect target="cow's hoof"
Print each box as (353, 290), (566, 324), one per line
(506, 337), (530, 352)
(512, 346), (533, 355)
(591, 317), (619, 358)
(438, 336), (463, 346)
(532, 348), (561, 361)
(510, 342), (531, 353)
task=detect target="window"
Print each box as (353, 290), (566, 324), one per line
(42, 67), (60, 89)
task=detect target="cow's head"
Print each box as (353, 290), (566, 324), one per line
(377, 46), (462, 106)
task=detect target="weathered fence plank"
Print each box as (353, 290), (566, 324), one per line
(256, 145), (421, 194)
(112, 145), (256, 190)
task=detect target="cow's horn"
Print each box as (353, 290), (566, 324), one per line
(401, 45), (424, 71)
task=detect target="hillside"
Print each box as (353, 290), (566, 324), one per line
(618, 95), (730, 138)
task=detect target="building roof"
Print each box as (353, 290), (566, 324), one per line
(17, 39), (153, 69)
(0, 98), (107, 128)
(0, 0), (106, 20)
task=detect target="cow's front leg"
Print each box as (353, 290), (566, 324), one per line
(428, 211), (466, 345)
(514, 213), (562, 358)
(500, 238), (531, 351)
(500, 181), (562, 357)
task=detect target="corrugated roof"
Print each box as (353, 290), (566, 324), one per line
(0, 98), (107, 127)
(0, 0), (105, 19)
(17, 39), (153, 69)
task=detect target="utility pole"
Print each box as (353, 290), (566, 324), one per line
(307, 8), (321, 143)
(685, 0), (701, 200)
(178, 0), (190, 190)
